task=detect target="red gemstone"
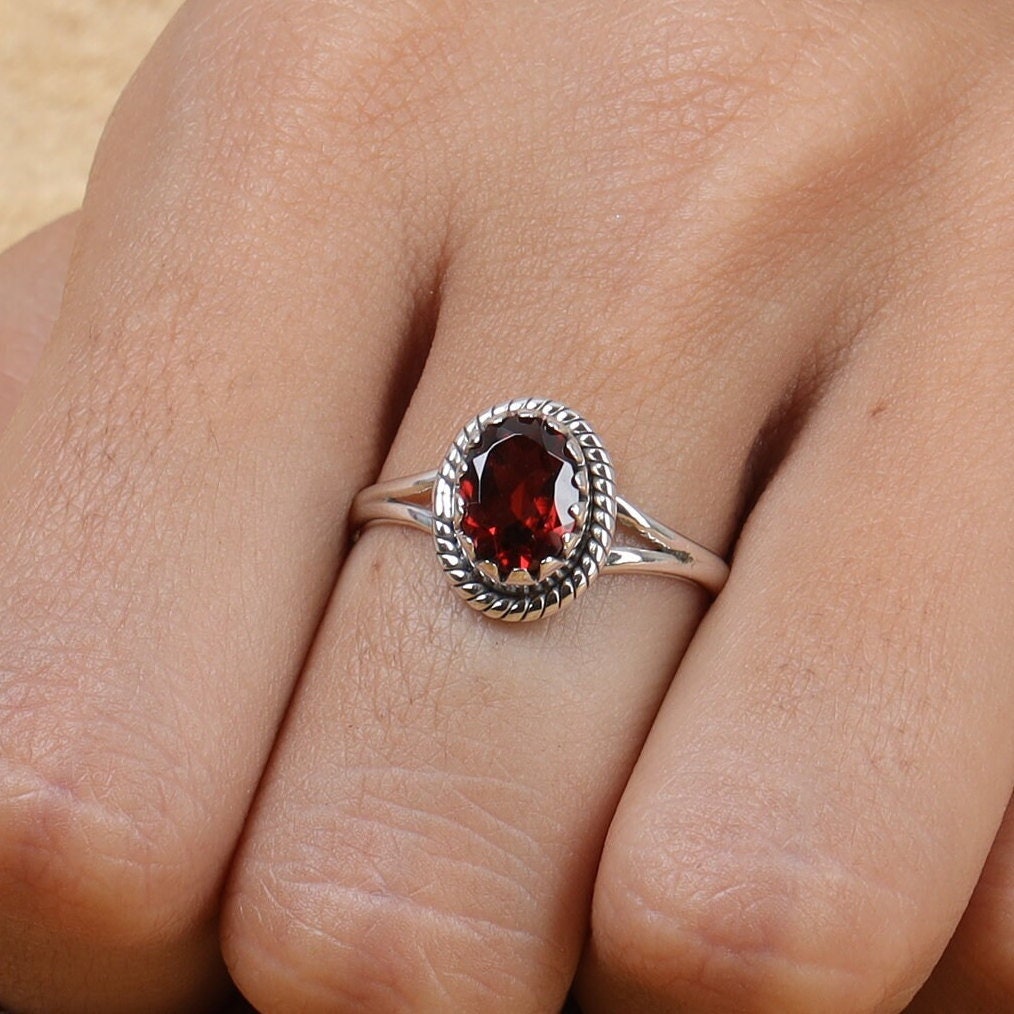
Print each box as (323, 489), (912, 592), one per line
(459, 417), (580, 581)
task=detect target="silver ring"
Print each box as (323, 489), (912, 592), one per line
(350, 397), (729, 622)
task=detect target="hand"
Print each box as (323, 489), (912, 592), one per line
(1, 2), (1012, 1011)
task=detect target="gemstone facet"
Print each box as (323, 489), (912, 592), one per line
(458, 416), (581, 583)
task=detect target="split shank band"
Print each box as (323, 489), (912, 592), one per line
(350, 398), (729, 623)
(352, 473), (729, 593)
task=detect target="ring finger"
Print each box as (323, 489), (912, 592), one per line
(220, 107), (864, 1013)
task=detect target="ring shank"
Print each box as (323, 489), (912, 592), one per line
(351, 471), (729, 595)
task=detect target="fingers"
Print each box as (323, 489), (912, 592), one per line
(0, 4), (443, 1010)
(0, 214), (77, 430)
(6, 2), (1009, 1011)
(576, 141), (1014, 1011)
(217, 6), (920, 1007)
(221, 288), (764, 1010)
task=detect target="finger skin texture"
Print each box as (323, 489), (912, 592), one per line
(220, 0), (850, 1007)
(2, 1), (1014, 1012)
(580, 299), (1014, 1012)
(575, 21), (1014, 1014)
(0, 2), (441, 1009)
(220, 3), (1014, 1014)
(0, 214), (77, 431)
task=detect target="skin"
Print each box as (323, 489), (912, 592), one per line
(0, 1), (1012, 1011)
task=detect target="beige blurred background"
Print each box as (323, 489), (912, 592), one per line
(0, 0), (180, 249)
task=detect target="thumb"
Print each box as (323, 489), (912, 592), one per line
(0, 213), (78, 432)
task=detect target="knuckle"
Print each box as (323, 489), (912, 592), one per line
(177, 0), (455, 150)
(97, 0), (455, 278)
(0, 758), (197, 947)
(225, 769), (558, 1008)
(0, 635), (214, 950)
(223, 872), (423, 1013)
(591, 837), (920, 1013)
(224, 852), (531, 1013)
(604, 2), (945, 138)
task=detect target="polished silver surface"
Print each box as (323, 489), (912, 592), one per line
(351, 397), (729, 621)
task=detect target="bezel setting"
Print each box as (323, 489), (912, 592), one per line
(432, 397), (617, 622)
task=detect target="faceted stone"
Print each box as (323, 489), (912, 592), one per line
(459, 416), (580, 582)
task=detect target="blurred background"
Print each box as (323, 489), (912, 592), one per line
(0, 0), (179, 249)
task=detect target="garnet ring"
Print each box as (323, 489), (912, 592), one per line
(350, 397), (729, 622)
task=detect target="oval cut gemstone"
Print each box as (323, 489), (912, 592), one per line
(459, 417), (580, 582)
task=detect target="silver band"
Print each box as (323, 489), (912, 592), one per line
(351, 473), (729, 595)
(351, 398), (729, 622)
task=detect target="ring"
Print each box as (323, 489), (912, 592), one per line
(351, 397), (729, 622)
